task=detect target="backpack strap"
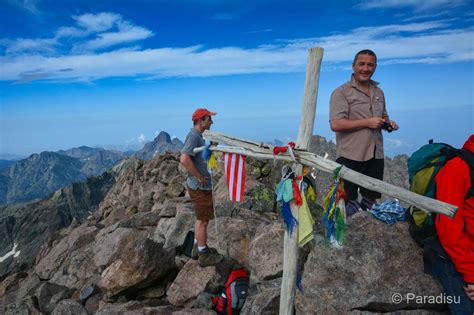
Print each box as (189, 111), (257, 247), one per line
(452, 149), (474, 198)
(226, 284), (232, 315)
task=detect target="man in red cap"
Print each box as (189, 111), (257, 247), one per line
(180, 108), (223, 267)
(433, 134), (474, 313)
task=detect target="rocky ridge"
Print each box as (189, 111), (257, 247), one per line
(0, 149), (123, 205)
(0, 131), (183, 205)
(0, 170), (117, 278)
(0, 136), (444, 314)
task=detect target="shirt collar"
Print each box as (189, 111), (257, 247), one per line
(190, 127), (203, 137)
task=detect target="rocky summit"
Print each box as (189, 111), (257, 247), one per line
(0, 136), (446, 314)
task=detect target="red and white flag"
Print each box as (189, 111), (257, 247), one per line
(223, 153), (246, 202)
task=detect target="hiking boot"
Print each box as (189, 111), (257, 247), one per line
(198, 248), (223, 267)
(192, 245), (216, 260)
(191, 243), (198, 260)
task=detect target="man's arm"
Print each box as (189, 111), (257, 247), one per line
(330, 117), (385, 132)
(435, 159), (474, 286)
(329, 86), (386, 132)
(180, 154), (208, 186)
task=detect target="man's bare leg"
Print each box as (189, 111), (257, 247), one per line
(195, 219), (208, 247)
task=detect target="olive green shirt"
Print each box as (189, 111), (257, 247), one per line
(329, 75), (388, 162)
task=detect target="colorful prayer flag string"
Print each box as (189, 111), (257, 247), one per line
(322, 178), (347, 247)
(281, 202), (298, 235)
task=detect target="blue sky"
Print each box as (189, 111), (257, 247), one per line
(0, 0), (473, 157)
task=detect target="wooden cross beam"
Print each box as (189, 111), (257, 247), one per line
(194, 47), (457, 314)
(197, 131), (457, 217)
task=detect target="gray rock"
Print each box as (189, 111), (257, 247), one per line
(93, 227), (147, 267)
(35, 235), (70, 280)
(294, 212), (444, 314)
(96, 301), (179, 314)
(84, 291), (103, 314)
(1, 273), (41, 309)
(79, 283), (98, 303)
(35, 282), (72, 313)
(136, 285), (166, 299)
(207, 217), (252, 266)
(173, 309), (216, 315)
(96, 153), (185, 226)
(51, 299), (89, 315)
(193, 292), (216, 309)
(155, 203), (195, 250)
(241, 287), (280, 315)
(247, 222), (284, 284)
(118, 211), (161, 228)
(35, 225), (102, 289)
(3, 295), (42, 315)
(167, 260), (217, 307)
(99, 238), (175, 296)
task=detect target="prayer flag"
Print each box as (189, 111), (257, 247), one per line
(223, 153), (246, 202)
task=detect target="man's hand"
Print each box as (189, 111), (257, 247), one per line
(389, 120), (399, 131)
(181, 154), (208, 186)
(366, 117), (385, 129)
(198, 175), (208, 187)
(464, 284), (474, 300)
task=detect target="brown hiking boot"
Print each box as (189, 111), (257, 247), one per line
(198, 248), (223, 267)
(191, 243), (198, 260)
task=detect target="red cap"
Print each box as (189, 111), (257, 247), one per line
(192, 108), (217, 121)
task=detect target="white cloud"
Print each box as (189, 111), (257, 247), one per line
(125, 137), (136, 144)
(385, 138), (413, 149)
(137, 133), (146, 143)
(246, 29), (274, 34)
(55, 26), (89, 39)
(0, 17), (472, 82)
(9, 0), (41, 15)
(2, 37), (57, 55)
(0, 12), (153, 56)
(125, 134), (146, 144)
(73, 12), (121, 33)
(356, 0), (466, 11)
(73, 21), (154, 52)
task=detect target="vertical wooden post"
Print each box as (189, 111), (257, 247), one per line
(279, 47), (324, 314)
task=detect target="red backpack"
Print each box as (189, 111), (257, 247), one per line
(212, 266), (249, 315)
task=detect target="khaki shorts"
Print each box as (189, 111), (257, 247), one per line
(187, 186), (214, 221)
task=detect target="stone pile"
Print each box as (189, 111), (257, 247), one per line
(1, 142), (444, 314)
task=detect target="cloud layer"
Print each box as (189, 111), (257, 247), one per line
(355, 0), (466, 11)
(1, 12), (472, 82)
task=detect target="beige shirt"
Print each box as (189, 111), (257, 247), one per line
(329, 75), (388, 161)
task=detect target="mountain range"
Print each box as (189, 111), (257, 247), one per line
(0, 135), (434, 315)
(0, 131), (183, 205)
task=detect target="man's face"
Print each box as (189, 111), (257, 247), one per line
(201, 116), (213, 130)
(352, 54), (377, 84)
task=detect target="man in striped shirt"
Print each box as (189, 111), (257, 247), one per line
(180, 108), (223, 267)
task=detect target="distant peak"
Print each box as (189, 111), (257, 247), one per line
(155, 131), (171, 143)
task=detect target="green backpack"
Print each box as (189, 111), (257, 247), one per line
(407, 140), (474, 247)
